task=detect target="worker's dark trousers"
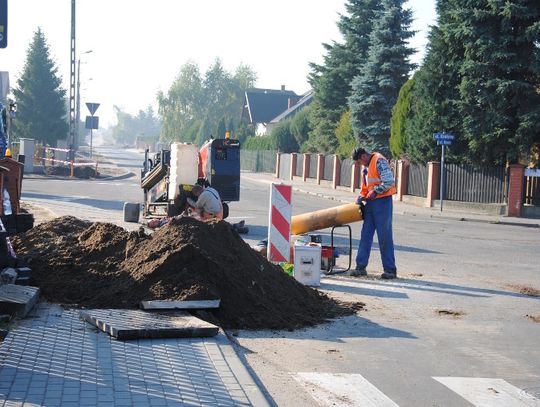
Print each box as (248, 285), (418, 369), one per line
(355, 196), (396, 272)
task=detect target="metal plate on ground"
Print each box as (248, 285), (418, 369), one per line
(80, 309), (219, 340)
(140, 299), (220, 310)
(0, 285), (40, 318)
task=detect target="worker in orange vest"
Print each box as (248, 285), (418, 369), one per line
(350, 147), (397, 279)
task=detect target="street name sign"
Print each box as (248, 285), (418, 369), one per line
(0, 0), (7, 49)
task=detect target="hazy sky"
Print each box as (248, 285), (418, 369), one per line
(1, 0), (436, 127)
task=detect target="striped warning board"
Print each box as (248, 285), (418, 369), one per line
(268, 183), (292, 263)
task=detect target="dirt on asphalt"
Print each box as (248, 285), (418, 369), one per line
(12, 216), (364, 330)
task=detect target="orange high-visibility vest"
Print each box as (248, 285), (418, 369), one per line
(360, 152), (397, 199)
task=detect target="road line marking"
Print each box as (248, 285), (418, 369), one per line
(294, 372), (399, 407)
(433, 377), (540, 406)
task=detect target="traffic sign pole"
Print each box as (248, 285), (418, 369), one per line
(440, 144), (445, 212)
(433, 132), (455, 212)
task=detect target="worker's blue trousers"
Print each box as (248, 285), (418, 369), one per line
(356, 196), (396, 272)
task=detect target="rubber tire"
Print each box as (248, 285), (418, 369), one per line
(123, 202), (140, 223)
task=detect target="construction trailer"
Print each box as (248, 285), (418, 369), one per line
(140, 139), (241, 218)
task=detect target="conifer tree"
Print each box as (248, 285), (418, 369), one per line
(348, 0), (416, 156)
(12, 29), (68, 145)
(307, 0), (382, 153)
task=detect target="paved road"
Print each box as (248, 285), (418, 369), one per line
(19, 146), (540, 406)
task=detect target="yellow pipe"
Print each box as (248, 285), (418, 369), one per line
(291, 203), (363, 235)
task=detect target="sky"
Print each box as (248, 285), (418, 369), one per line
(1, 0), (437, 127)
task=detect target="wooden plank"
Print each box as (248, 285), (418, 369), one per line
(80, 309), (219, 340)
(140, 299), (220, 310)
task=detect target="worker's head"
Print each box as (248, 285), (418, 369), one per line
(352, 147), (370, 166)
(191, 184), (204, 197)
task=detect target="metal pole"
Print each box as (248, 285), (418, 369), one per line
(68, 0), (76, 146)
(440, 144), (445, 212)
(90, 127), (93, 158)
(75, 59), (80, 149)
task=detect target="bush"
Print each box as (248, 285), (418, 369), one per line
(243, 136), (275, 151)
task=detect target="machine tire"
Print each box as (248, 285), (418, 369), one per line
(222, 202), (229, 219)
(123, 202), (140, 223)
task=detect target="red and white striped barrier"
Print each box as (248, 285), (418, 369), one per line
(268, 183), (292, 263)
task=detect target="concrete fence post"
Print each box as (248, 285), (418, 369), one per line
(275, 152), (281, 178)
(316, 154), (324, 185)
(426, 161), (440, 207)
(303, 153), (310, 182)
(507, 164), (525, 217)
(332, 155), (341, 189)
(290, 153), (297, 181)
(396, 160), (410, 201)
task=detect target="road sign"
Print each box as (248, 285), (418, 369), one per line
(0, 0), (7, 49)
(85, 116), (99, 129)
(433, 132), (455, 142)
(86, 102), (100, 116)
(437, 140), (453, 146)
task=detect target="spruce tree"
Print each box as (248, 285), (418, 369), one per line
(404, 0), (468, 163)
(12, 29), (68, 145)
(348, 0), (416, 156)
(307, 0), (382, 153)
(458, 0), (540, 164)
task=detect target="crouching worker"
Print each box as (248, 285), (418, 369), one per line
(187, 184), (223, 221)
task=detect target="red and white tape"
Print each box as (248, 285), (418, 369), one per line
(268, 183), (292, 263)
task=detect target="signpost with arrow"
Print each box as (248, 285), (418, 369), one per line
(85, 102), (100, 158)
(433, 132), (455, 211)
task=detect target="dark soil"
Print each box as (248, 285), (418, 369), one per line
(12, 216), (363, 330)
(47, 166), (99, 179)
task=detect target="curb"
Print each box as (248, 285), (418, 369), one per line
(23, 170), (135, 182)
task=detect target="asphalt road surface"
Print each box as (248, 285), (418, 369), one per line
(20, 146), (540, 407)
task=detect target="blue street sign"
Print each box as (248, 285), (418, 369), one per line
(437, 140), (452, 146)
(0, 0), (7, 49)
(433, 132), (455, 141)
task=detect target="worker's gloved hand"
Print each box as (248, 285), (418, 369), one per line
(365, 190), (377, 200)
(355, 195), (365, 205)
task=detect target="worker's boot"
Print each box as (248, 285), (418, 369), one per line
(347, 267), (367, 277)
(381, 270), (397, 279)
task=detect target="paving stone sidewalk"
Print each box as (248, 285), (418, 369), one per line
(0, 304), (268, 407)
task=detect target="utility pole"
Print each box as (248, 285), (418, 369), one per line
(68, 0), (76, 147)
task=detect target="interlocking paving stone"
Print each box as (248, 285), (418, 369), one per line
(0, 285), (39, 318)
(80, 308), (219, 340)
(0, 304), (265, 406)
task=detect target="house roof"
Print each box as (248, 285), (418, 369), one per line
(269, 90), (314, 124)
(243, 88), (299, 124)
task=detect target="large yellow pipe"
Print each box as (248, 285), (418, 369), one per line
(291, 203), (363, 235)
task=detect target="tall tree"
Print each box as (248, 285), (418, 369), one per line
(402, 0), (467, 163)
(307, 0), (383, 153)
(404, 0), (540, 165)
(348, 0), (416, 156)
(458, 0), (540, 164)
(12, 28), (68, 145)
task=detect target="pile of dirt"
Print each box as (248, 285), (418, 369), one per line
(47, 166), (99, 179)
(12, 216), (363, 330)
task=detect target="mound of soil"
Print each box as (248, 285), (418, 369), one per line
(12, 216), (363, 330)
(48, 166), (99, 179)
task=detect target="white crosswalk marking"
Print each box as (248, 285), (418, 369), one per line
(434, 377), (540, 407)
(294, 372), (399, 407)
